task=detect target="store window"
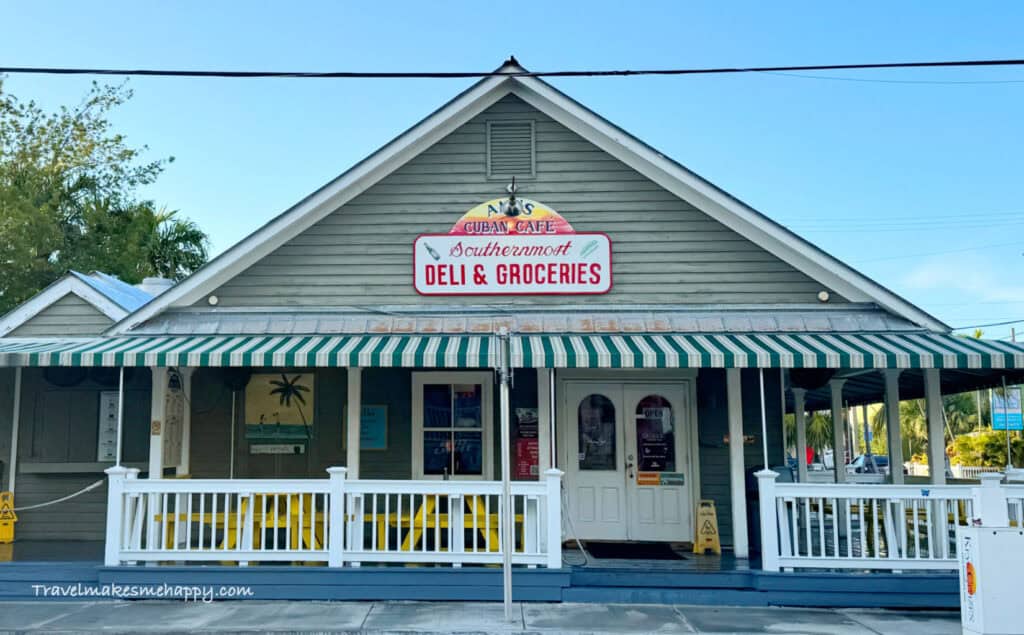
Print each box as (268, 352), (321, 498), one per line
(635, 395), (675, 472)
(414, 373), (492, 479)
(578, 394), (616, 471)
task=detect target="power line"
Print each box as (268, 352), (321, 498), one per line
(2, 58), (1024, 79)
(955, 318), (1024, 329)
(857, 241), (1022, 263)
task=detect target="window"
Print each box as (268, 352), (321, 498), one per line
(578, 394), (616, 471)
(635, 395), (675, 472)
(413, 372), (493, 479)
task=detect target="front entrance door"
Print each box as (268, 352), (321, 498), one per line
(563, 381), (692, 542)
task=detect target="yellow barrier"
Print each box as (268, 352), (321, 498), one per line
(693, 499), (721, 555)
(0, 491), (16, 544)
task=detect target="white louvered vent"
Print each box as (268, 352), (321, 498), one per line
(487, 120), (535, 178)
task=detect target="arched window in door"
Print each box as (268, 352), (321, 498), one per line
(635, 395), (676, 472)
(578, 394), (616, 471)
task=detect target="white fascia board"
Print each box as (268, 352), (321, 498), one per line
(0, 277), (127, 337)
(508, 79), (949, 333)
(109, 75), (515, 334)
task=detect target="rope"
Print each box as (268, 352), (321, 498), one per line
(13, 479), (105, 511)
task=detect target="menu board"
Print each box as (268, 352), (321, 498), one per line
(515, 407), (539, 479)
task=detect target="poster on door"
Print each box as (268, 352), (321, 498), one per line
(636, 397), (675, 471)
(515, 407), (539, 479)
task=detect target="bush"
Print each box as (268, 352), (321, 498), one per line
(949, 431), (1024, 467)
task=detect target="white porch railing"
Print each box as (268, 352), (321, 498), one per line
(756, 471), (1022, 572)
(951, 465), (1003, 480)
(103, 466), (563, 568)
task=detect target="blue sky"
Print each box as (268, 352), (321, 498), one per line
(2, 1), (1023, 337)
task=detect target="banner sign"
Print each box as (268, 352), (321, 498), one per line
(991, 387), (1023, 431)
(414, 198), (612, 295)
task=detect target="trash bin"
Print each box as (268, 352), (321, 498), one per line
(745, 464), (793, 555)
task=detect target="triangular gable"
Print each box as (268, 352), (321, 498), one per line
(0, 272), (150, 337)
(112, 59), (948, 333)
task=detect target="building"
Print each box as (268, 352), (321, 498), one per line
(0, 59), (1022, 605)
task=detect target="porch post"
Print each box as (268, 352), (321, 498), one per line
(148, 367), (169, 478)
(176, 368), (195, 477)
(884, 370), (904, 484)
(104, 465), (131, 566)
(792, 388), (808, 483)
(327, 466), (347, 567)
(7, 367), (21, 492)
(829, 379), (847, 483)
(537, 368), (552, 475)
(924, 368), (946, 484)
(544, 468), (563, 568)
(755, 469), (780, 572)
(726, 368), (749, 559)
(346, 368), (362, 479)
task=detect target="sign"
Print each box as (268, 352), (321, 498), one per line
(693, 499), (721, 555)
(514, 408), (539, 479)
(991, 387), (1023, 431)
(245, 373), (314, 443)
(250, 444), (306, 455)
(636, 472), (685, 486)
(0, 492), (16, 544)
(414, 198), (612, 296)
(343, 405), (388, 451)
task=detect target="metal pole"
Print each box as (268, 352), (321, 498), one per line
(229, 391), (236, 479)
(7, 367), (22, 492)
(499, 328), (513, 619)
(759, 369), (769, 469)
(115, 367), (125, 467)
(1003, 376), (1012, 470)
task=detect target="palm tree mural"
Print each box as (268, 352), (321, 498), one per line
(245, 373), (314, 442)
(268, 373), (311, 426)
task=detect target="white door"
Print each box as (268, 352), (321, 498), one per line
(625, 385), (692, 542)
(563, 382), (627, 540)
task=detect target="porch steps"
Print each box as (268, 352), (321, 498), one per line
(565, 567), (959, 608)
(0, 562), (102, 600)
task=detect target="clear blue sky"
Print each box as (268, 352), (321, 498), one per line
(3, 1), (1023, 338)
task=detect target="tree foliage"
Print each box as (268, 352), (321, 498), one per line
(0, 80), (209, 313)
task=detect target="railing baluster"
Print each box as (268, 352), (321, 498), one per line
(844, 498), (852, 558)
(924, 501), (933, 559)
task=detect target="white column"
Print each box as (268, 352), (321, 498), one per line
(924, 368), (946, 485)
(346, 368), (362, 479)
(537, 368), (552, 475)
(327, 466), (347, 567)
(829, 379), (846, 483)
(148, 367), (169, 478)
(755, 469), (780, 572)
(103, 465), (132, 566)
(884, 370), (904, 484)
(176, 368), (195, 477)
(975, 472), (1009, 526)
(792, 388), (808, 483)
(544, 468), (563, 568)
(726, 368), (749, 559)
(7, 367), (22, 493)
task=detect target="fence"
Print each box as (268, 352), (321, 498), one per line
(756, 470), (993, 572)
(104, 466), (563, 568)
(951, 465), (1004, 480)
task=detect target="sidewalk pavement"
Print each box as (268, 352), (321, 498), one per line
(0, 600), (961, 634)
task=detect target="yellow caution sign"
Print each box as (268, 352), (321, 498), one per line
(0, 491), (17, 544)
(693, 499), (721, 555)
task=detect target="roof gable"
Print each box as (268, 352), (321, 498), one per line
(112, 60), (948, 333)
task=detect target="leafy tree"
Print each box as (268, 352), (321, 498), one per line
(0, 80), (208, 313)
(949, 430), (1024, 467)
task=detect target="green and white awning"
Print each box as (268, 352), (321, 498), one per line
(1, 332), (1022, 370)
(0, 335), (499, 368)
(512, 332), (1024, 370)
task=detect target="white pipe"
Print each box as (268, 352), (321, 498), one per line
(8, 367), (22, 492)
(549, 367), (556, 469)
(115, 367), (125, 467)
(498, 328), (513, 620)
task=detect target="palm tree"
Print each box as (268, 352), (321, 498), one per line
(268, 374), (311, 426)
(145, 206), (209, 280)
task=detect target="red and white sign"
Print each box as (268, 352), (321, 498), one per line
(413, 198), (612, 296)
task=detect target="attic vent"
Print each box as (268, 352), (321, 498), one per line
(487, 120), (535, 178)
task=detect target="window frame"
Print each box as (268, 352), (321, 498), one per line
(412, 371), (494, 480)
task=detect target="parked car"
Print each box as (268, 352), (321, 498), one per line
(846, 454), (889, 475)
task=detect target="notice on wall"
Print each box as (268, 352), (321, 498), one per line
(515, 407), (539, 479)
(414, 198), (612, 296)
(991, 387), (1023, 431)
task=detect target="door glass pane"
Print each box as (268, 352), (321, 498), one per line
(453, 384), (482, 428)
(424, 384), (452, 428)
(423, 430), (452, 475)
(578, 394), (616, 471)
(453, 431), (483, 475)
(636, 395), (675, 472)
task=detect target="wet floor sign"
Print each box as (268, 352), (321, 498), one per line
(0, 492), (17, 544)
(692, 499), (721, 555)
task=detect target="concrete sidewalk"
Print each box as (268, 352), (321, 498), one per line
(0, 600), (961, 634)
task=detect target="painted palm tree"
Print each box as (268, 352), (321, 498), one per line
(268, 373), (311, 427)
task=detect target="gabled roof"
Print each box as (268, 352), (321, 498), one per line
(111, 59), (950, 334)
(0, 271), (153, 337)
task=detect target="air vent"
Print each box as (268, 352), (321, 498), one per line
(487, 120), (535, 178)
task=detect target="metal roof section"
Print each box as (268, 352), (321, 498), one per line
(70, 271), (154, 312)
(126, 306), (923, 336)
(110, 58), (951, 335)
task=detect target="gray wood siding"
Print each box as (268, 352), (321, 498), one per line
(8, 293), (112, 337)
(696, 368), (784, 547)
(204, 95), (845, 307)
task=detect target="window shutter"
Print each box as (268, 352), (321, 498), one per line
(487, 121), (535, 178)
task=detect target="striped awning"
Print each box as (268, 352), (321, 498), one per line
(512, 332), (1024, 370)
(0, 335), (499, 368)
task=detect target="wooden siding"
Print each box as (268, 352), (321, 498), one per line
(6, 368), (151, 541)
(7, 293), (112, 337)
(203, 95), (845, 307)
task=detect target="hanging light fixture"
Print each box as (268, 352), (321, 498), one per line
(500, 177), (521, 217)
